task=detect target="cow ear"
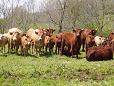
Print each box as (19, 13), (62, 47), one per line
(53, 29), (55, 32)
(46, 29), (49, 32)
(56, 36), (58, 38)
(111, 32), (114, 34)
(21, 33), (26, 37)
(72, 29), (76, 33)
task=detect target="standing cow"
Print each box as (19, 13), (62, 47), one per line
(81, 28), (97, 51)
(61, 29), (82, 58)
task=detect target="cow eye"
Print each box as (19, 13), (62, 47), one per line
(10, 33), (13, 35)
(35, 32), (38, 34)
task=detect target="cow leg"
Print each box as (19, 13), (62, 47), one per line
(8, 43), (10, 53)
(58, 47), (60, 54)
(60, 39), (64, 56)
(70, 45), (74, 58)
(45, 45), (48, 52)
(82, 41), (85, 52)
(55, 43), (57, 54)
(16, 46), (19, 54)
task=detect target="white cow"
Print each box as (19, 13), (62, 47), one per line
(94, 36), (105, 46)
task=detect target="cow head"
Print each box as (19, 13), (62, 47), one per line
(46, 28), (55, 36)
(12, 32), (20, 41)
(45, 36), (50, 44)
(72, 29), (83, 37)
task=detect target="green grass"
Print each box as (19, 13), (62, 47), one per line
(0, 52), (113, 86)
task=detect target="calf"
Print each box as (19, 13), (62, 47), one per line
(55, 33), (63, 54)
(44, 36), (50, 52)
(0, 34), (8, 53)
(21, 35), (31, 56)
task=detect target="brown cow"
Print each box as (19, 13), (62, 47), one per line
(21, 35), (31, 56)
(48, 35), (57, 53)
(85, 35), (95, 53)
(0, 34), (8, 53)
(86, 45), (113, 61)
(81, 28), (97, 51)
(44, 36), (50, 52)
(108, 31), (114, 41)
(55, 33), (63, 54)
(44, 28), (55, 37)
(60, 29), (82, 58)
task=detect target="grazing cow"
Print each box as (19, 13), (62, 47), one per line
(86, 45), (113, 61)
(81, 29), (97, 51)
(94, 36), (105, 46)
(61, 29), (82, 58)
(0, 34), (8, 53)
(21, 35), (31, 56)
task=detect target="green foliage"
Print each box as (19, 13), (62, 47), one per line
(0, 53), (113, 86)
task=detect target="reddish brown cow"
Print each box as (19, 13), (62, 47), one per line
(48, 35), (57, 53)
(60, 29), (82, 58)
(108, 31), (114, 41)
(85, 35), (95, 53)
(55, 33), (63, 54)
(81, 29), (97, 51)
(86, 45), (113, 61)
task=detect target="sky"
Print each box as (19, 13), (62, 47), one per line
(0, 0), (44, 11)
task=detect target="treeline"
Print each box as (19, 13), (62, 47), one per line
(0, 0), (114, 34)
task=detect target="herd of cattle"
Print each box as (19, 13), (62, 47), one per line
(0, 27), (114, 61)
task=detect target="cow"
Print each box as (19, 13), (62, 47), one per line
(26, 29), (45, 55)
(81, 28), (97, 51)
(85, 35), (95, 53)
(60, 29), (82, 58)
(86, 45), (113, 61)
(94, 36), (105, 46)
(7, 28), (22, 54)
(44, 28), (55, 37)
(55, 33), (63, 54)
(21, 35), (31, 56)
(0, 34), (8, 53)
(44, 36), (50, 52)
(48, 35), (57, 53)
(108, 31), (114, 41)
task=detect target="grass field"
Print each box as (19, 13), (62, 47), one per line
(0, 52), (114, 86)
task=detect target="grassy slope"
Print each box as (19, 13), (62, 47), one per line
(0, 52), (113, 86)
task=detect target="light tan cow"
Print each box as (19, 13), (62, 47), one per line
(26, 29), (45, 54)
(21, 35), (31, 56)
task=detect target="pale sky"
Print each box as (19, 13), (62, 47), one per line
(0, 0), (44, 11)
